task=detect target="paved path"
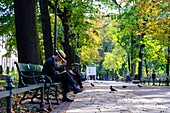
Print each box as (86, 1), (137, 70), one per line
(65, 80), (170, 113)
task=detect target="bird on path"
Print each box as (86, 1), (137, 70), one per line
(137, 84), (142, 87)
(122, 86), (128, 89)
(91, 83), (95, 87)
(110, 85), (117, 91)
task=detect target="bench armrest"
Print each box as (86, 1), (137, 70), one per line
(42, 74), (53, 85)
(20, 74), (53, 86)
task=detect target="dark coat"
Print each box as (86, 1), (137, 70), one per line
(42, 56), (57, 79)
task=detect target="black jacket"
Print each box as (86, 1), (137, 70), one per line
(42, 56), (57, 79)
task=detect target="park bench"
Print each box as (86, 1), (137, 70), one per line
(140, 77), (170, 86)
(0, 75), (48, 112)
(132, 80), (140, 84)
(0, 74), (8, 80)
(14, 62), (61, 107)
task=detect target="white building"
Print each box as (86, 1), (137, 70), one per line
(0, 35), (18, 74)
(86, 65), (96, 80)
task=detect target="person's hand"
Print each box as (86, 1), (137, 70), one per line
(56, 71), (59, 74)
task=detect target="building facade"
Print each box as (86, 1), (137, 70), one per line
(0, 35), (18, 74)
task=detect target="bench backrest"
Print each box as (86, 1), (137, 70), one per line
(0, 74), (7, 80)
(16, 63), (43, 72)
(14, 62), (43, 87)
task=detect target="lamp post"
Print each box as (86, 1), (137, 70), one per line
(73, 37), (76, 64)
(138, 44), (145, 81)
(54, 0), (58, 54)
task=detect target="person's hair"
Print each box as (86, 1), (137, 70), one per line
(54, 51), (58, 56)
(70, 66), (74, 70)
(62, 60), (67, 63)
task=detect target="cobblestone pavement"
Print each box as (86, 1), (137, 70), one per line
(65, 80), (170, 113)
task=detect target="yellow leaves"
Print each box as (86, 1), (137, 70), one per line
(86, 16), (110, 45)
(143, 11), (169, 45)
(102, 48), (126, 71)
(162, 18), (168, 23)
(143, 39), (168, 64)
(139, 19), (146, 24)
(87, 28), (101, 44)
(80, 46), (101, 64)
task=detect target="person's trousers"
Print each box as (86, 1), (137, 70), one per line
(72, 74), (83, 88)
(52, 72), (76, 94)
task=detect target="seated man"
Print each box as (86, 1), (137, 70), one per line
(42, 50), (82, 102)
(60, 60), (84, 90)
(126, 75), (132, 82)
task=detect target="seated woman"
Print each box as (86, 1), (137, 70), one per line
(69, 66), (84, 89)
(60, 60), (84, 90)
(42, 50), (82, 102)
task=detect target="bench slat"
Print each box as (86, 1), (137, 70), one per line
(13, 83), (43, 95)
(132, 80), (140, 84)
(0, 83), (43, 98)
(0, 90), (10, 98)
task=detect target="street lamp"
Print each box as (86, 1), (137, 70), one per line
(73, 36), (77, 64)
(54, 0), (58, 54)
(0, 51), (2, 74)
(141, 46), (144, 55)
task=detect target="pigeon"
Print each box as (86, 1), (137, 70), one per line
(110, 85), (117, 91)
(137, 84), (142, 87)
(122, 86), (128, 89)
(91, 83), (95, 87)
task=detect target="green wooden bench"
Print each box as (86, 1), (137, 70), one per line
(0, 74), (8, 80)
(0, 76), (48, 112)
(132, 80), (140, 84)
(14, 62), (61, 106)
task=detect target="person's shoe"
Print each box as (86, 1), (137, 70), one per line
(62, 97), (74, 102)
(80, 87), (85, 91)
(74, 88), (82, 94)
(69, 86), (74, 91)
(80, 78), (87, 81)
(80, 86), (84, 91)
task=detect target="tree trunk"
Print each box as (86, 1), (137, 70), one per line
(127, 56), (131, 72)
(166, 46), (170, 76)
(14, 0), (42, 64)
(138, 44), (145, 80)
(130, 39), (136, 77)
(39, 0), (53, 60)
(62, 7), (71, 67)
(145, 60), (149, 76)
(131, 62), (136, 77)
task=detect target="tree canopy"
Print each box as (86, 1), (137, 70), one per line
(0, 0), (169, 77)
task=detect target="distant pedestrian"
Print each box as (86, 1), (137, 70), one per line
(126, 75), (132, 82)
(134, 74), (138, 80)
(97, 76), (99, 80)
(115, 74), (119, 82)
(152, 71), (156, 85)
(92, 75), (95, 80)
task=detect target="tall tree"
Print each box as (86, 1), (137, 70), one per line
(14, 0), (42, 64)
(39, 0), (53, 60)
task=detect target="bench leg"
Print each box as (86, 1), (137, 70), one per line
(36, 84), (50, 113)
(55, 85), (60, 105)
(44, 85), (53, 111)
(31, 88), (39, 103)
(46, 86), (51, 103)
(19, 91), (28, 104)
